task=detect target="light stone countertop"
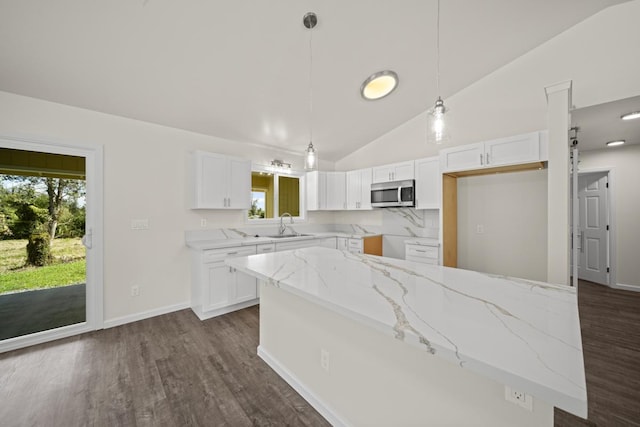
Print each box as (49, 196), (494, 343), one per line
(404, 237), (440, 246)
(225, 246), (587, 418)
(186, 232), (382, 250)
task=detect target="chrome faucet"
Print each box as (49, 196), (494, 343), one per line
(279, 212), (293, 235)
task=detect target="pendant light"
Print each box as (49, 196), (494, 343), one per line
(427, 0), (450, 144)
(303, 12), (318, 171)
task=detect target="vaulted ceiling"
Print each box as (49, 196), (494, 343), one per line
(0, 0), (628, 161)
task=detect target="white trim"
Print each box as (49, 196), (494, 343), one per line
(610, 283), (640, 293)
(544, 80), (572, 101)
(257, 345), (351, 427)
(0, 322), (94, 354)
(191, 299), (259, 321)
(103, 301), (190, 329)
(0, 134), (105, 348)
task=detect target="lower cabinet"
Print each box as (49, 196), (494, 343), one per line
(405, 243), (439, 265)
(191, 245), (258, 320)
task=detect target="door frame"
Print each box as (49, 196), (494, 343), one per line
(574, 167), (616, 288)
(0, 134), (104, 353)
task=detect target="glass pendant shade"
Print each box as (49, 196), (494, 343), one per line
(304, 141), (317, 170)
(427, 97), (450, 144)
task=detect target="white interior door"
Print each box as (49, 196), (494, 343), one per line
(577, 172), (609, 285)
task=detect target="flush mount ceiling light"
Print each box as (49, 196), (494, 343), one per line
(303, 12), (318, 171)
(427, 0), (450, 144)
(606, 140), (625, 147)
(621, 111), (640, 121)
(360, 70), (399, 101)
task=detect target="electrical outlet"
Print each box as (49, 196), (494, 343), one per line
(131, 219), (149, 230)
(131, 285), (140, 297)
(505, 386), (533, 411)
(200, 218), (207, 227)
(476, 224), (485, 234)
(320, 349), (330, 373)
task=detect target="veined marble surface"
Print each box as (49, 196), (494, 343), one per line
(226, 247), (587, 418)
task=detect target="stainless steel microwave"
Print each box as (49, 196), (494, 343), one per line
(370, 179), (415, 208)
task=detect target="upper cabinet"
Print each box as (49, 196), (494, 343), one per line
(307, 171), (346, 211)
(191, 151), (251, 209)
(414, 157), (440, 209)
(346, 168), (372, 210)
(440, 131), (547, 174)
(372, 160), (414, 183)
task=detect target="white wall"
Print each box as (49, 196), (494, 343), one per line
(457, 170), (548, 281)
(0, 91), (335, 322)
(335, 1), (640, 171)
(579, 145), (640, 288)
(335, 1), (640, 281)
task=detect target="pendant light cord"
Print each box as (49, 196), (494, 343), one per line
(436, 0), (440, 97)
(308, 18), (314, 144)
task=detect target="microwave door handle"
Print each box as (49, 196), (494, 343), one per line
(397, 186), (402, 203)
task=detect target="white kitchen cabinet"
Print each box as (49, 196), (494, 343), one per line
(439, 131), (544, 173)
(372, 161), (414, 184)
(191, 245), (257, 320)
(414, 156), (440, 209)
(348, 238), (363, 254)
(346, 168), (372, 210)
(306, 171), (346, 211)
(405, 242), (439, 265)
(275, 237), (335, 252)
(336, 237), (349, 251)
(191, 151), (251, 209)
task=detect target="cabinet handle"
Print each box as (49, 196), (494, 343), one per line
(480, 153), (483, 165)
(227, 197), (231, 207)
(227, 251), (238, 255)
(486, 153), (489, 164)
(415, 249), (427, 253)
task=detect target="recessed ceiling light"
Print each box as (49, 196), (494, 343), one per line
(360, 70), (398, 101)
(606, 140), (625, 147)
(621, 111), (640, 121)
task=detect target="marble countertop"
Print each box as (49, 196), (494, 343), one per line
(404, 237), (440, 246)
(186, 232), (381, 250)
(225, 247), (587, 418)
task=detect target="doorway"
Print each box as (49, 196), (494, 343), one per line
(0, 136), (103, 353)
(575, 170), (612, 286)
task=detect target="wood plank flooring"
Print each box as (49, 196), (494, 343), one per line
(554, 281), (640, 427)
(0, 306), (330, 427)
(1, 280), (638, 426)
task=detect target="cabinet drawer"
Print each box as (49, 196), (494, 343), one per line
(256, 243), (276, 254)
(203, 246), (256, 263)
(405, 245), (438, 259)
(348, 238), (363, 249)
(406, 255), (439, 265)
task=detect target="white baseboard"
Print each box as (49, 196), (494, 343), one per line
(0, 322), (94, 354)
(257, 345), (351, 427)
(610, 283), (640, 293)
(103, 301), (190, 329)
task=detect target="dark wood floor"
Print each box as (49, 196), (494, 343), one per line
(554, 281), (640, 427)
(1, 280), (638, 426)
(0, 306), (330, 427)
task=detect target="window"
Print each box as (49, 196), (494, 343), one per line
(247, 167), (304, 222)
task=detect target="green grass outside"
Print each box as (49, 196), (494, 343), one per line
(0, 238), (86, 294)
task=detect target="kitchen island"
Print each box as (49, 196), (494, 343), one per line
(226, 247), (587, 426)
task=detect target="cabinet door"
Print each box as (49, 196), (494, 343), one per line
(484, 132), (540, 167)
(439, 142), (484, 173)
(393, 162), (415, 181)
(204, 263), (231, 311)
(232, 269), (257, 303)
(372, 166), (394, 183)
(227, 158), (251, 209)
(415, 157), (440, 209)
(336, 237), (349, 251)
(359, 169), (372, 210)
(306, 171), (326, 211)
(315, 237), (337, 249)
(346, 170), (361, 210)
(325, 172), (346, 210)
(195, 153), (227, 208)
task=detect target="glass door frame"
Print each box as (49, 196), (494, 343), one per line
(0, 135), (104, 353)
